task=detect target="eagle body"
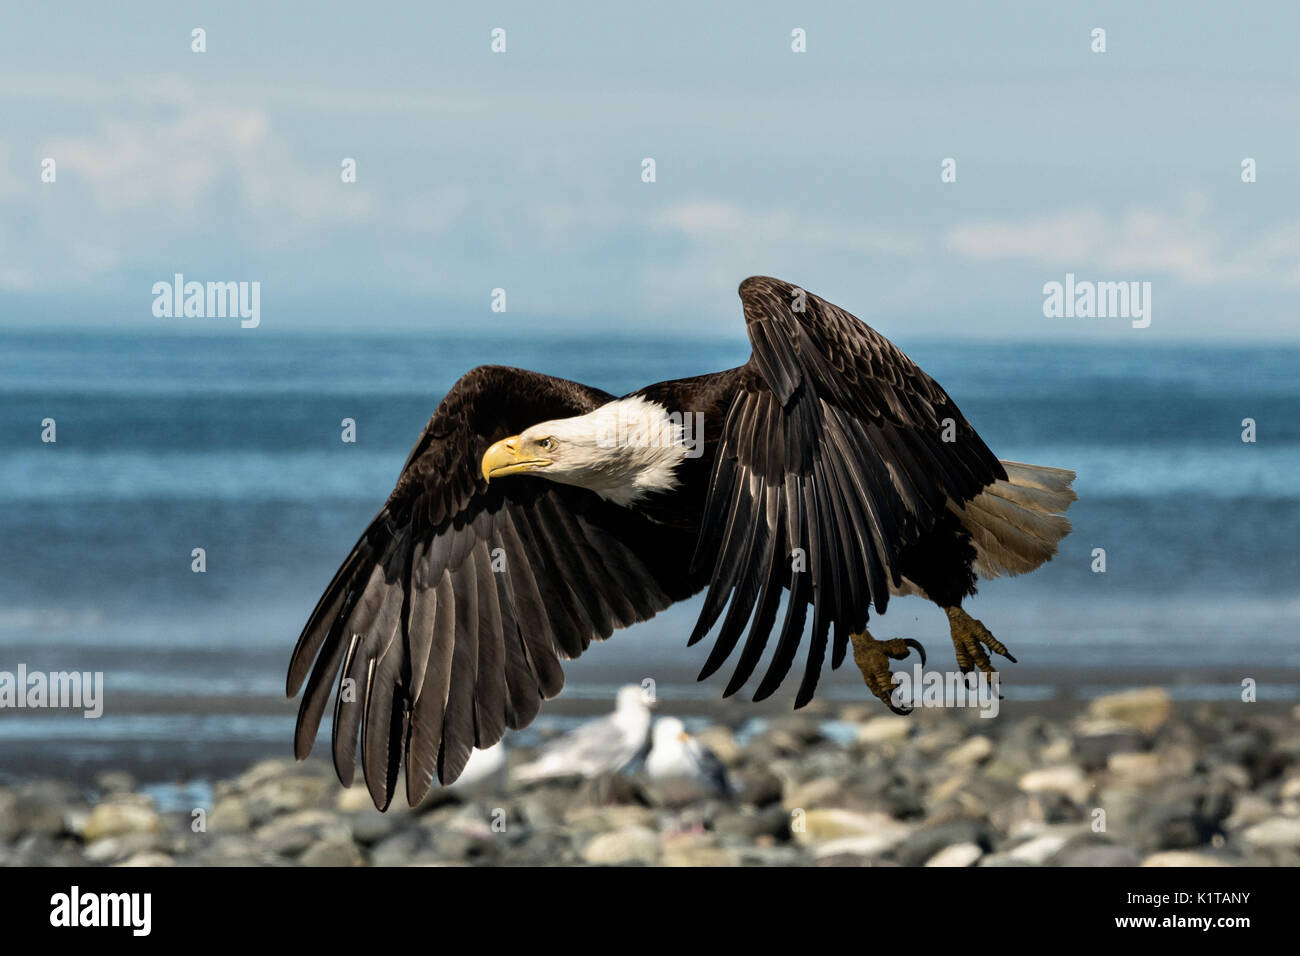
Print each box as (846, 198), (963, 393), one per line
(288, 276), (1076, 809)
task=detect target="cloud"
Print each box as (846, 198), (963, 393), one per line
(654, 201), (923, 258)
(629, 200), (931, 319)
(42, 87), (371, 236)
(945, 202), (1300, 286)
(0, 77), (386, 291)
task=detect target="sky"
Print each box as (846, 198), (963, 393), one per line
(1, 1), (1297, 341)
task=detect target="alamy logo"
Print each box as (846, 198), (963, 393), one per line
(891, 666), (1000, 718)
(0, 665), (103, 718)
(1042, 272), (1151, 328)
(50, 886), (151, 936)
(152, 274), (261, 328)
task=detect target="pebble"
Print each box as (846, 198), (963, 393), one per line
(1051, 841), (1141, 867)
(1088, 688), (1173, 734)
(1018, 765), (1091, 804)
(1241, 816), (1300, 850)
(0, 699), (1287, 867)
(944, 735), (994, 767)
(300, 839), (366, 867)
(1142, 850), (1233, 867)
(856, 715), (913, 745)
(83, 800), (162, 842)
(581, 826), (660, 865)
(925, 842), (984, 867)
(1106, 751), (1164, 784)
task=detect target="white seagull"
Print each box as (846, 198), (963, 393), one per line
(645, 717), (731, 805)
(513, 684), (653, 783)
(445, 743), (508, 796)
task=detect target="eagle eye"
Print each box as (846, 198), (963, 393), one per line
(538, 437), (555, 451)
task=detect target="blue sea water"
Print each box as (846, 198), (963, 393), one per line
(0, 329), (1297, 779)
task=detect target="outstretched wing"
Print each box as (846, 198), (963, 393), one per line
(688, 276), (1005, 706)
(287, 365), (696, 809)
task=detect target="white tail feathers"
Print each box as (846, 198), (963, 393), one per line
(951, 460), (1078, 579)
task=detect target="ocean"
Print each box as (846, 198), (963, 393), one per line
(1, 329), (1297, 783)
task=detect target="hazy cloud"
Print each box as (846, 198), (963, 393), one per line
(946, 202), (1300, 286)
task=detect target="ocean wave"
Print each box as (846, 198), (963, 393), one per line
(1, 444), (1296, 502)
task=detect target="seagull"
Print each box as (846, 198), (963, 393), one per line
(645, 717), (731, 805)
(444, 743), (507, 796)
(513, 685), (652, 783)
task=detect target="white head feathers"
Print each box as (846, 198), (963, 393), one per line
(520, 396), (692, 506)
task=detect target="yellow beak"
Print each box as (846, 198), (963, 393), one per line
(481, 436), (551, 482)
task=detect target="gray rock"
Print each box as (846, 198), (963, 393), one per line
(763, 714), (825, 745)
(713, 806), (790, 842)
(925, 842), (984, 867)
(248, 774), (334, 818)
(6, 834), (82, 866)
(1052, 842), (1142, 867)
(856, 716), (913, 746)
(1142, 850), (1235, 867)
(300, 839), (365, 867)
(84, 831), (167, 863)
(370, 829), (428, 866)
(1072, 731), (1143, 772)
(895, 820), (993, 867)
(736, 845), (806, 866)
(1242, 817), (1300, 850)
(733, 768), (783, 808)
(83, 799), (162, 842)
(944, 735), (994, 767)
(255, 810), (352, 857)
(1087, 688), (1173, 733)
(1135, 784), (1225, 851)
(581, 826), (659, 865)
(814, 852), (899, 867)
(743, 730), (807, 761)
(115, 852), (174, 867)
(0, 791), (66, 840)
(1002, 831), (1073, 864)
(349, 809), (400, 845)
(1019, 765), (1090, 803)
(660, 836), (739, 867)
(208, 796), (251, 832)
(198, 835), (261, 865)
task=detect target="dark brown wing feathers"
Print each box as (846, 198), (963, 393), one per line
(287, 366), (696, 808)
(687, 276), (1004, 706)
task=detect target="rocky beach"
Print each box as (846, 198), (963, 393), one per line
(2, 689), (1298, 867)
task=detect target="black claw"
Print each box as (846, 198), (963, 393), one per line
(1003, 651), (1018, 664)
(904, 638), (927, 666)
(887, 700), (913, 716)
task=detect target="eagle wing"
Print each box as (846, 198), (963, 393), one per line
(287, 365), (696, 808)
(688, 276), (1005, 706)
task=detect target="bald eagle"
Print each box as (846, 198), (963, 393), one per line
(287, 276), (1076, 809)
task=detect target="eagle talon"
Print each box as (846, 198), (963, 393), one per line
(945, 606), (1014, 680)
(903, 638), (927, 667)
(850, 630), (925, 713)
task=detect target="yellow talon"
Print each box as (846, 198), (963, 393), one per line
(944, 606), (1017, 678)
(851, 630), (926, 715)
